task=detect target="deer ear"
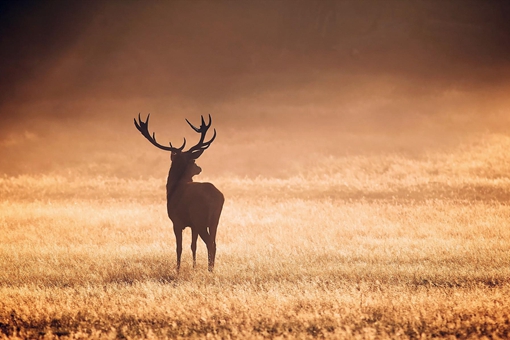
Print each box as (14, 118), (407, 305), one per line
(171, 151), (177, 161)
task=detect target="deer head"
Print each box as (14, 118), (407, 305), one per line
(134, 114), (216, 181)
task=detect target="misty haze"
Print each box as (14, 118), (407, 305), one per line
(1, 0), (509, 177)
(1, 1), (510, 338)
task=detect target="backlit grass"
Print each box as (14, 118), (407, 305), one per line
(1, 134), (509, 339)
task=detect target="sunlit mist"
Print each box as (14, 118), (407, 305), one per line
(1, 1), (510, 338)
(1, 0), (509, 178)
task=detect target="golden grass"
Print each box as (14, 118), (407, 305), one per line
(1, 134), (510, 339)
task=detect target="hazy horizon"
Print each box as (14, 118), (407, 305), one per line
(1, 0), (509, 177)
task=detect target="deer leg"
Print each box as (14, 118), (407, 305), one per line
(209, 240), (216, 272)
(207, 211), (221, 273)
(208, 231), (217, 272)
(198, 230), (214, 272)
(173, 226), (183, 272)
(191, 229), (198, 268)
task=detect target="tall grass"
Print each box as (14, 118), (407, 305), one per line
(1, 133), (509, 338)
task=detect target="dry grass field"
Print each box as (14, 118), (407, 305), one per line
(1, 133), (510, 339)
(2, 0), (510, 338)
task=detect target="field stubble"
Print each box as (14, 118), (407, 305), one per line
(1, 134), (510, 339)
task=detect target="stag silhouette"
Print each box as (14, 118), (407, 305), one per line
(134, 114), (224, 272)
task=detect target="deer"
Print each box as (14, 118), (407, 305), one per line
(134, 114), (224, 272)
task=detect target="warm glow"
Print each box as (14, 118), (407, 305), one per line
(1, 1), (510, 338)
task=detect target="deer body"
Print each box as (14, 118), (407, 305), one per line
(134, 114), (224, 272)
(167, 167), (224, 271)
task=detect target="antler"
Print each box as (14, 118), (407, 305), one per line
(134, 113), (186, 152)
(186, 114), (217, 159)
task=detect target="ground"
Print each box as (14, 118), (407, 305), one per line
(1, 133), (509, 339)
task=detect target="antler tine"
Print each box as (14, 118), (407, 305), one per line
(194, 128), (216, 150)
(133, 112), (144, 131)
(186, 114), (211, 133)
(186, 115), (216, 158)
(186, 118), (200, 132)
(170, 138), (186, 151)
(134, 113), (185, 152)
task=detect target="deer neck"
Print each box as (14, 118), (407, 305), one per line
(166, 164), (193, 201)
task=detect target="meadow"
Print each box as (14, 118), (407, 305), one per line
(1, 133), (510, 339)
